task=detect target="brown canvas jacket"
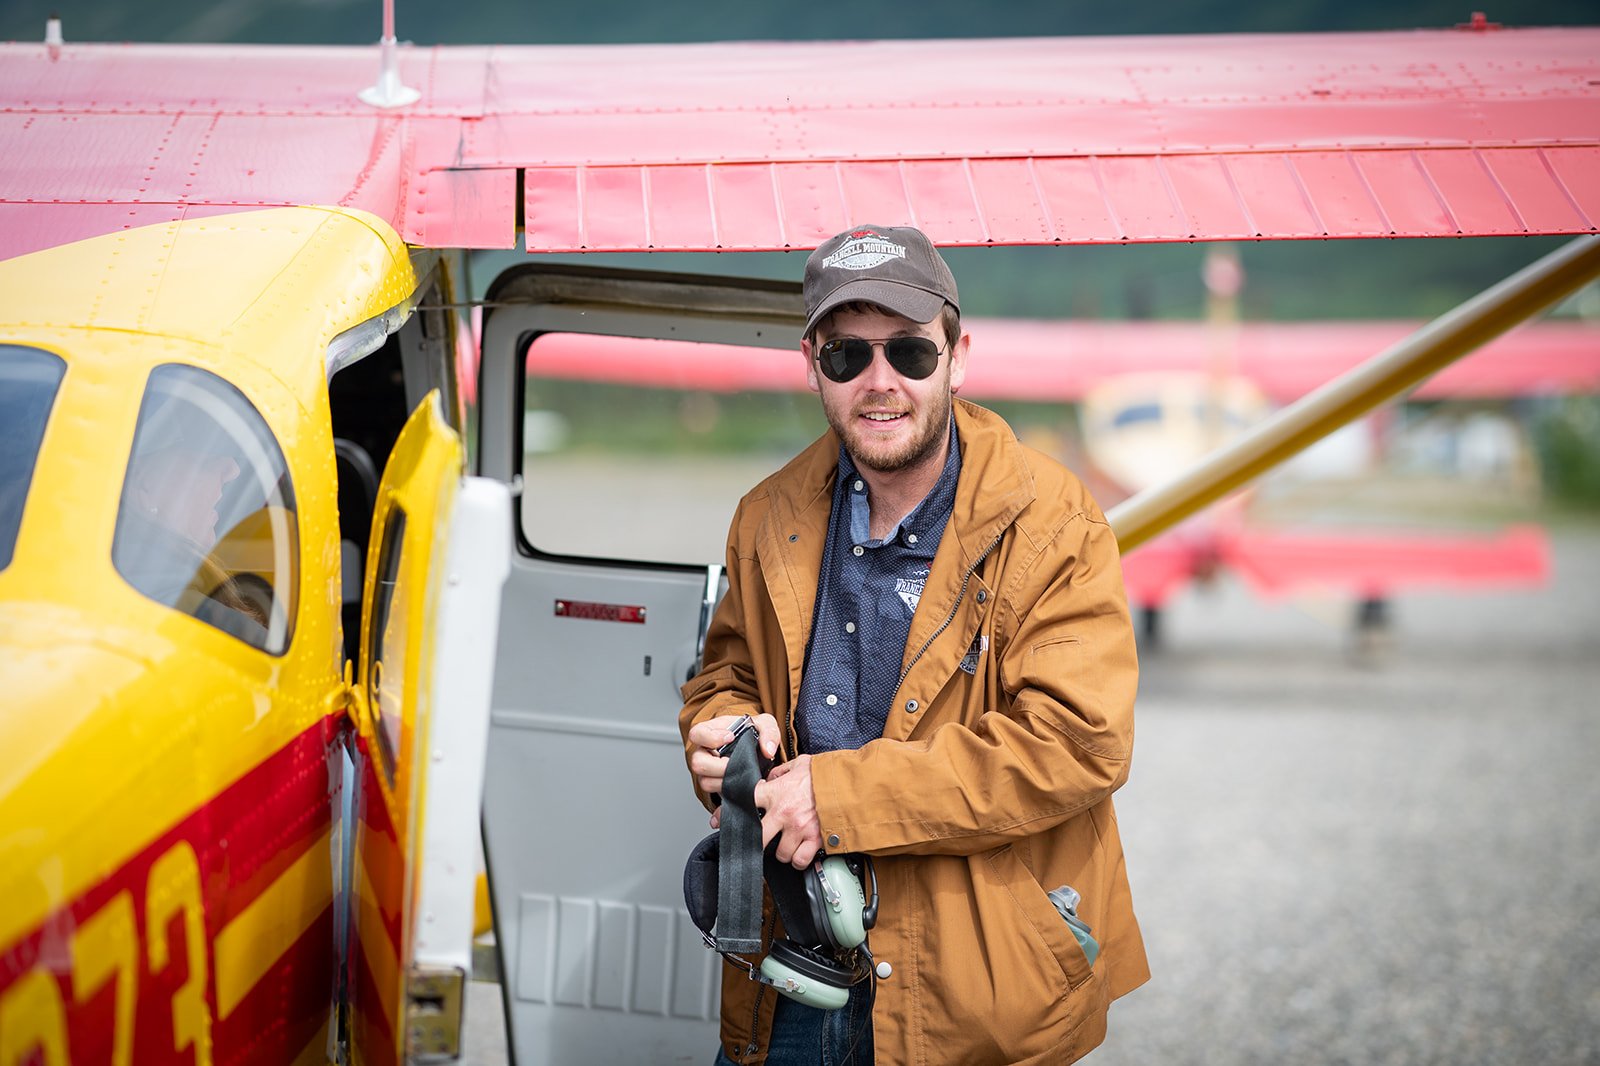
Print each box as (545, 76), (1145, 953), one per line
(680, 399), (1149, 1065)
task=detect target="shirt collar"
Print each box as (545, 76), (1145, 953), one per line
(837, 417), (961, 547)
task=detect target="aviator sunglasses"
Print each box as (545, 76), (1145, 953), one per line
(814, 335), (946, 384)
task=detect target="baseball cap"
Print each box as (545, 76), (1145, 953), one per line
(802, 224), (959, 337)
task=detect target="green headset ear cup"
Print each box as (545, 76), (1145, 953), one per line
(818, 855), (868, 949)
(759, 943), (852, 1011)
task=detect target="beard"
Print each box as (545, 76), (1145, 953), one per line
(822, 372), (953, 474)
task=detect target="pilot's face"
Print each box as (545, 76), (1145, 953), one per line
(134, 449), (240, 551)
(802, 305), (968, 475)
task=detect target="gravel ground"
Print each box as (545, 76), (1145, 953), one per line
(465, 522), (1600, 1066)
(1095, 523), (1600, 1066)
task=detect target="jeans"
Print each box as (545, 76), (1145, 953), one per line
(713, 979), (874, 1066)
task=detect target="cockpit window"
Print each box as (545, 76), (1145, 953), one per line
(113, 365), (299, 654)
(0, 346), (67, 571)
(1111, 403), (1164, 430)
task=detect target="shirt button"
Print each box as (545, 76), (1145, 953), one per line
(976, 589), (987, 603)
(827, 833), (841, 849)
(905, 699), (920, 713)
(907, 533), (918, 545)
(853, 479), (864, 492)
(825, 694), (838, 706)
(845, 621), (856, 634)
(853, 545), (864, 557)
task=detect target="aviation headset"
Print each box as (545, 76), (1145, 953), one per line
(683, 721), (882, 1010)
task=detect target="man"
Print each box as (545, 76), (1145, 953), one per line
(680, 224), (1147, 1065)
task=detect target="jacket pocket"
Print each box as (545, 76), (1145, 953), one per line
(984, 844), (1096, 990)
(913, 849), (1107, 1064)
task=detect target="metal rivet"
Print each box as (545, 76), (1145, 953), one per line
(875, 961), (893, 979)
(905, 699), (919, 713)
(827, 833), (841, 848)
(976, 589), (987, 603)
(789, 534), (798, 542)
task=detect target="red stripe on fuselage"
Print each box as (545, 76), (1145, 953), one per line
(211, 902), (336, 1065)
(349, 921), (399, 1066)
(352, 733), (405, 955)
(0, 715), (344, 1064)
(210, 715), (345, 928)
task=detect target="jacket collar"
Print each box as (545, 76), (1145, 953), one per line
(946, 398), (1035, 567)
(754, 400), (1037, 710)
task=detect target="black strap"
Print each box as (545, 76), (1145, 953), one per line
(715, 727), (765, 953)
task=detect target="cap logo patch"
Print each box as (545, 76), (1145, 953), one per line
(823, 234), (907, 271)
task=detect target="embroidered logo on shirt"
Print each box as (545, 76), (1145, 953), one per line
(895, 568), (929, 614)
(959, 634), (990, 674)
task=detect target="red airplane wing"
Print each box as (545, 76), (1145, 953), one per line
(1119, 523), (1550, 608)
(1220, 524), (1551, 600)
(2, 27), (1598, 260)
(523, 320), (1600, 401)
(1118, 533), (1214, 610)
(960, 319), (1600, 402)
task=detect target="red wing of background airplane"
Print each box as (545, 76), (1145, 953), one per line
(522, 318), (1600, 401)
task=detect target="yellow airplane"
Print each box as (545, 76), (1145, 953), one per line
(0, 208), (507, 1063)
(1, 16), (1596, 1065)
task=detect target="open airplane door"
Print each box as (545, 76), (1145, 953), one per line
(475, 266), (814, 1063)
(347, 390), (512, 1063)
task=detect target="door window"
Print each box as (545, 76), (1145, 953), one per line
(0, 346), (66, 571)
(113, 364), (299, 653)
(364, 506), (408, 786)
(520, 332), (822, 564)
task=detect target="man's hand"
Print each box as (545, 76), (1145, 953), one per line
(686, 713), (781, 813)
(755, 755), (822, 869)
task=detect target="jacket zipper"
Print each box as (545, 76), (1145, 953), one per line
(755, 526), (1003, 1061)
(896, 532), (1004, 694)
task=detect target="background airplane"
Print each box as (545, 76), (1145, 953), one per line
(518, 305), (1598, 639)
(2, 13), (1597, 1066)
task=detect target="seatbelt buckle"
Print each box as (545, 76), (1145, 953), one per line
(715, 715), (758, 759)
(710, 716), (774, 810)
(717, 715), (775, 776)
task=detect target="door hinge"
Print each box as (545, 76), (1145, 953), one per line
(691, 562), (724, 680)
(406, 964), (466, 1060)
(333, 660), (364, 729)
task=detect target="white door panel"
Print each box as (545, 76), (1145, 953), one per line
(493, 558), (715, 726)
(479, 265), (807, 1064)
(484, 557), (721, 1062)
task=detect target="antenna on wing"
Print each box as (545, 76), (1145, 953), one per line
(359, 0), (420, 108)
(44, 13), (63, 59)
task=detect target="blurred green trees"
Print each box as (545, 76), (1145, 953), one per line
(1535, 398), (1600, 507)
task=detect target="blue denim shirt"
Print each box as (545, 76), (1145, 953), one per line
(796, 421), (962, 754)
